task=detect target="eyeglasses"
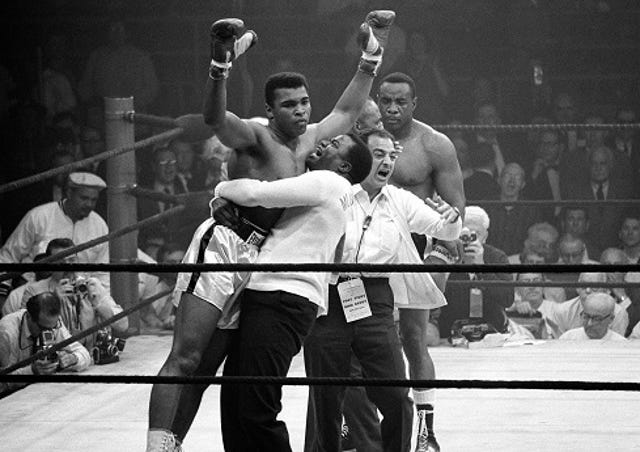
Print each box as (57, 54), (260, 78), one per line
(580, 312), (610, 322)
(158, 160), (177, 166)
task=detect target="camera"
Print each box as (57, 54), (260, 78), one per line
(460, 231), (477, 245)
(92, 329), (126, 365)
(449, 318), (498, 347)
(73, 276), (89, 297)
(37, 330), (60, 363)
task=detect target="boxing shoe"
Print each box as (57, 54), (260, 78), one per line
(415, 434), (441, 452)
(146, 429), (183, 452)
(209, 18), (258, 79)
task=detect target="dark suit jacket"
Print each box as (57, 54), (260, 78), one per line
(563, 177), (634, 257)
(439, 244), (513, 338)
(464, 171), (499, 201)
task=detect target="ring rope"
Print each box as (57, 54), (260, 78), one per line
(0, 128), (183, 195)
(432, 122), (640, 132)
(1, 374), (638, 392)
(123, 112), (183, 129)
(473, 199), (640, 206)
(0, 287), (173, 376)
(2, 262), (638, 275)
(0, 205), (185, 284)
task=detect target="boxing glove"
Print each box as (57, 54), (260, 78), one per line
(357, 10), (395, 76)
(209, 18), (258, 80)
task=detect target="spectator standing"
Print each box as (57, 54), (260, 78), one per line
(524, 129), (562, 221)
(79, 20), (158, 113)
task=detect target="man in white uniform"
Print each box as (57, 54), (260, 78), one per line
(216, 133), (372, 452)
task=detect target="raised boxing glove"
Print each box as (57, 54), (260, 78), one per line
(357, 10), (395, 76)
(209, 18), (258, 80)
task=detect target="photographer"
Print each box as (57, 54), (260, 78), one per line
(21, 238), (128, 349)
(438, 205), (514, 340)
(0, 292), (90, 395)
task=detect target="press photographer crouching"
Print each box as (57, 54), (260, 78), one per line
(438, 206), (514, 344)
(20, 238), (128, 354)
(0, 292), (91, 396)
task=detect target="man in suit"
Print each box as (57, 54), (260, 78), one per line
(564, 145), (635, 257)
(438, 206), (514, 339)
(463, 142), (500, 201)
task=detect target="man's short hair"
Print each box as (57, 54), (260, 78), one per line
(264, 72), (309, 107)
(26, 292), (61, 322)
(344, 132), (373, 184)
(46, 238), (75, 255)
(527, 222), (559, 241)
(464, 205), (490, 230)
(379, 72), (416, 98)
(561, 205), (589, 221)
(359, 128), (396, 144)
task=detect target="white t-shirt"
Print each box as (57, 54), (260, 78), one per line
(216, 170), (353, 314)
(559, 327), (627, 341)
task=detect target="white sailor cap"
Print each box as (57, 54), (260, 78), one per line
(67, 172), (107, 190)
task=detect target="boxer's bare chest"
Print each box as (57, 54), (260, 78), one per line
(390, 133), (436, 199)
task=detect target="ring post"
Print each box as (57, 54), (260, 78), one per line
(105, 97), (140, 335)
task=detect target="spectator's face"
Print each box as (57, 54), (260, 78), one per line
(29, 312), (61, 337)
(172, 142), (194, 173)
(154, 149), (177, 185)
(537, 132), (560, 163)
(529, 230), (557, 261)
(589, 149), (611, 183)
(499, 165), (525, 198)
(476, 104), (500, 126)
(48, 245), (77, 280)
(462, 218), (488, 244)
(580, 299), (613, 339)
(584, 116), (606, 147)
(559, 240), (585, 264)
(554, 95), (576, 123)
(377, 82), (416, 132)
(619, 218), (640, 247)
(616, 109), (636, 140)
(355, 100), (383, 133)
(563, 209), (588, 236)
(66, 187), (99, 220)
(517, 273), (544, 303)
(81, 128), (104, 158)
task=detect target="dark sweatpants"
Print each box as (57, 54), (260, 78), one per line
(221, 289), (318, 452)
(303, 278), (413, 452)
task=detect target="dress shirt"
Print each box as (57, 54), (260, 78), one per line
(591, 180), (609, 200)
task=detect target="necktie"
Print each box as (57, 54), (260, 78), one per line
(596, 183), (604, 201)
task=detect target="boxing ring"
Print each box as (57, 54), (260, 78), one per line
(1, 101), (640, 451)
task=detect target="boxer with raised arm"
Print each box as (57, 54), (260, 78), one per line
(146, 11), (395, 451)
